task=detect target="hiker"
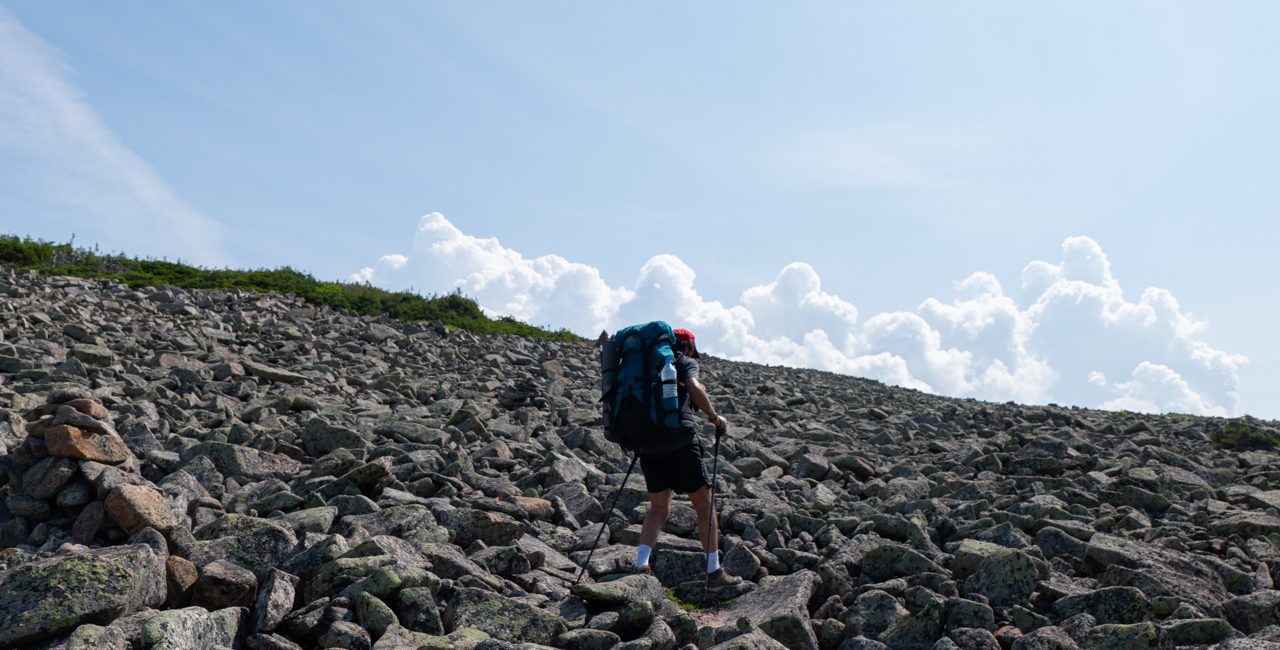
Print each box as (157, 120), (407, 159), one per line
(632, 327), (742, 588)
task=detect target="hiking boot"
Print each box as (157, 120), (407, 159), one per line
(633, 564), (653, 576)
(706, 568), (742, 588)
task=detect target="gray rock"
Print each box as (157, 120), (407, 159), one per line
(1081, 622), (1161, 649)
(700, 570), (820, 650)
(556, 628), (624, 650)
(570, 573), (665, 607)
(949, 628), (1000, 650)
(253, 568), (299, 633)
(194, 559), (259, 610)
(192, 515), (299, 580)
(142, 606), (247, 650)
(319, 620), (372, 650)
(22, 456), (77, 499)
(1225, 590), (1280, 634)
(181, 442), (303, 481)
(0, 543), (166, 649)
(241, 359), (308, 384)
(1052, 586), (1150, 625)
(847, 590), (910, 640)
(862, 544), (947, 582)
(443, 587), (567, 645)
(1161, 617), (1236, 646)
(963, 549), (1039, 608)
(396, 587), (444, 635)
(1010, 626), (1079, 650)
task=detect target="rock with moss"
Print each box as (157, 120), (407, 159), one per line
(180, 441), (303, 481)
(443, 587), (567, 645)
(0, 543), (166, 649)
(699, 570), (821, 650)
(190, 514), (299, 580)
(963, 549), (1040, 608)
(1052, 587), (1149, 625)
(570, 573), (665, 608)
(141, 606), (247, 650)
(1081, 622), (1164, 649)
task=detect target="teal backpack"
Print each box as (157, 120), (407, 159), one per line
(599, 321), (683, 450)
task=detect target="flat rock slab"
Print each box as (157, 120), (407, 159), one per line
(242, 359), (308, 384)
(0, 544), (166, 649)
(1085, 533), (1229, 617)
(696, 569), (821, 650)
(1246, 490), (1280, 512)
(443, 586), (567, 645)
(570, 573), (665, 607)
(181, 441), (302, 481)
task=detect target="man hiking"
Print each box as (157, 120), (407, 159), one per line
(632, 328), (742, 588)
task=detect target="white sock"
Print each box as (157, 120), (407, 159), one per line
(636, 544), (652, 568)
(707, 551), (720, 574)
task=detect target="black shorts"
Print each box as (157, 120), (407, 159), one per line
(640, 441), (709, 494)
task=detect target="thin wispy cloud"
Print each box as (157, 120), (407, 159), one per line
(356, 213), (1247, 417)
(0, 6), (226, 266)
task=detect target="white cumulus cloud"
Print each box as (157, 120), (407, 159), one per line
(0, 6), (227, 266)
(356, 213), (1246, 416)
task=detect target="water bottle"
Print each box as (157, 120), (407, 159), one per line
(660, 358), (677, 408)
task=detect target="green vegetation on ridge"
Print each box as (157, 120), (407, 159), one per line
(0, 235), (578, 341)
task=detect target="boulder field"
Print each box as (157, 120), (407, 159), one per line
(2, 265), (1279, 650)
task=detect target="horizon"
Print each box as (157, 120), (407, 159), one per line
(2, 2), (1276, 419)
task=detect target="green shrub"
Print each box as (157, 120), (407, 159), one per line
(0, 235), (578, 342)
(1214, 418), (1279, 450)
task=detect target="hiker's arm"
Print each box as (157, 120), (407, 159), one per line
(686, 377), (722, 425)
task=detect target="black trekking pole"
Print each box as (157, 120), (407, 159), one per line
(575, 451), (640, 585)
(704, 421), (724, 594)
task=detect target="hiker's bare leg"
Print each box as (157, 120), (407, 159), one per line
(688, 485), (718, 555)
(641, 490), (672, 548)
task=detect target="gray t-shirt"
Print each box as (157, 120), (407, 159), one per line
(676, 353), (701, 433)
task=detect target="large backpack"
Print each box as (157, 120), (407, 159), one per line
(599, 321), (683, 450)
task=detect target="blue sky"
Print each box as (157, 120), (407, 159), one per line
(1, 2), (1276, 418)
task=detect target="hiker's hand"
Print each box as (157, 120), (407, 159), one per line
(714, 416), (727, 438)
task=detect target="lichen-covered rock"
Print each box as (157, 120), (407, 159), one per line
(862, 544), (948, 581)
(21, 456), (77, 499)
(254, 568), (300, 633)
(194, 559), (259, 610)
(442, 508), (525, 548)
(1225, 590), (1280, 634)
(0, 543), (166, 649)
(1160, 617), (1235, 646)
(556, 627), (624, 650)
(45, 425), (132, 464)
(963, 549), (1039, 608)
(699, 570), (821, 650)
(570, 573), (665, 607)
(847, 589), (910, 641)
(180, 441), (303, 481)
(1053, 587), (1150, 625)
(356, 592), (400, 638)
(444, 587), (567, 645)
(141, 606), (247, 650)
(879, 595), (943, 650)
(372, 624), (455, 650)
(165, 556), (199, 607)
(1010, 626), (1080, 650)
(66, 623), (130, 650)
(191, 514), (299, 580)
(1081, 622), (1160, 650)
(105, 483), (177, 534)
(396, 587), (444, 635)
(949, 627), (1000, 650)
